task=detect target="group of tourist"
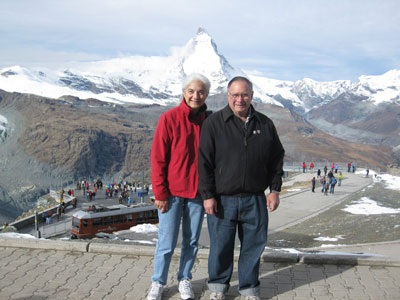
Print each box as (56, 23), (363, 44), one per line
(309, 163), (349, 195)
(147, 74), (284, 300)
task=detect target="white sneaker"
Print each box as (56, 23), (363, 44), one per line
(244, 296), (260, 300)
(210, 292), (225, 300)
(179, 280), (194, 300)
(147, 282), (164, 300)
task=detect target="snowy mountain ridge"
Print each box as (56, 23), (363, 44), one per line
(0, 28), (399, 111)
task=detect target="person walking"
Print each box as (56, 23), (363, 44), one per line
(330, 176), (337, 194)
(147, 74), (211, 300)
(324, 181), (329, 195)
(321, 176), (326, 193)
(338, 172), (343, 186)
(198, 76), (285, 300)
(311, 177), (316, 192)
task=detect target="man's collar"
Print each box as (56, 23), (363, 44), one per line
(222, 104), (257, 122)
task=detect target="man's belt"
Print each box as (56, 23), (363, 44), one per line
(222, 192), (264, 198)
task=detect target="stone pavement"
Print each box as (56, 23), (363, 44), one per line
(1, 170), (400, 299)
(1, 237), (400, 300)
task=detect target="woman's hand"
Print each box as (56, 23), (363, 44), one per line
(154, 199), (169, 213)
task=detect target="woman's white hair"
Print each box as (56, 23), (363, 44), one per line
(182, 73), (211, 94)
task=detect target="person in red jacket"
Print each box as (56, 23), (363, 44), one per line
(147, 73), (211, 300)
(302, 162), (307, 173)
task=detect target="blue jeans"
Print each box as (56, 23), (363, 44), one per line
(151, 195), (204, 285)
(207, 194), (268, 296)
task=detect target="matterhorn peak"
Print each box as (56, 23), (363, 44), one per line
(196, 27), (209, 35)
(177, 28), (238, 91)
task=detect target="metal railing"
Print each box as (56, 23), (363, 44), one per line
(283, 162), (379, 173)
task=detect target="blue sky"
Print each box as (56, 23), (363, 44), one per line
(0, 0), (399, 81)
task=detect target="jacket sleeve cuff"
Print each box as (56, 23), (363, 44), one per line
(154, 191), (170, 201)
(269, 178), (282, 193)
(200, 191), (216, 200)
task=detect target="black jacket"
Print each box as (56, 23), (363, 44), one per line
(198, 105), (285, 199)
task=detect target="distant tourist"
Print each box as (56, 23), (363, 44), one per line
(347, 162), (351, 172)
(72, 197), (77, 209)
(302, 162), (306, 173)
(56, 205), (61, 220)
(311, 177), (316, 192)
(324, 181), (329, 196)
(317, 169), (321, 178)
(321, 176), (326, 193)
(329, 176), (337, 194)
(338, 172), (343, 186)
(366, 168), (369, 177)
(309, 162), (314, 172)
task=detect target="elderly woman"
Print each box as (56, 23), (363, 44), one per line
(148, 73), (211, 300)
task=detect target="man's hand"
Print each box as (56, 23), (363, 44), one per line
(267, 193), (280, 212)
(204, 198), (217, 215)
(154, 199), (169, 213)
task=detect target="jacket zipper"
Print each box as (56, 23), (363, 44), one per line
(243, 133), (247, 190)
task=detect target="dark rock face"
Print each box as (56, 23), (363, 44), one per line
(0, 90), (155, 178)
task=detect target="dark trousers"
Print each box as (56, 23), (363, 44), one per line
(207, 194), (268, 296)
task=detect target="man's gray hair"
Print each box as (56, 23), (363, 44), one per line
(228, 76), (253, 91)
(182, 73), (211, 93)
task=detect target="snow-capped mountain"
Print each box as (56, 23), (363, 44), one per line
(0, 27), (399, 112)
(0, 28), (277, 106)
(250, 70), (400, 113)
(349, 69), (400, 105)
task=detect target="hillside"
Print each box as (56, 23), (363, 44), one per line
(0, 90), (159, 223)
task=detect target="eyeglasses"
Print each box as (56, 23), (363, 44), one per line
(228, 93), (251, 100)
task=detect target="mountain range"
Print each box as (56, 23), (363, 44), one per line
(1, 28), (399, 113)
(0, 28), (399, 223)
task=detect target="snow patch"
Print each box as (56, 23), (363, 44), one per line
(129, 223), (158, 234)
(0, 232), (37, 239)
(287, 188), (302, 192)
(314, 236), (344, 242)
(342, 197), (400, 215)
(319, 244), (347, 248)
(123, 239), (156, 245)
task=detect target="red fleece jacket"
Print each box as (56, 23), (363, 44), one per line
(151, 99), (207, 200)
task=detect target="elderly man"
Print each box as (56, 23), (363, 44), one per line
(198, 76), (285, 300)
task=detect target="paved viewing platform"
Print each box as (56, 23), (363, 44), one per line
(1, 170), (400, 299)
